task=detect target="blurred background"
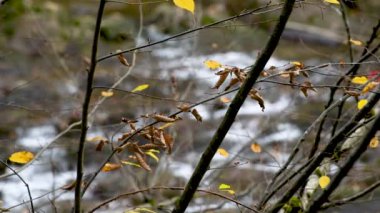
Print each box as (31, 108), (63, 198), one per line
(0, 0), (379, 212)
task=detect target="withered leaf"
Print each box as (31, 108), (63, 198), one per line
(163, 133), (174, 154)
(300, 81), (317, 97)
(249, 89), (265, 112)
(117, 52), (130, 66)
(177, 103), (191, 112)
(149, 126), (155, 144)
(118, 132), (132, 142)
(129, 122), (136, 131)
(260, 71), (269, 77)
(96, 140), (105, 152)
(191, 108), (203, 122)
(135, 153), (151, 171)
(213, 72), (229, 89)
(158, 130), (167, 147)
(344, 89), (361, 97)
(116, 141), (132, 153)
(224, 78), (240, 91)
(139, 143), (163, 150)
(152, 114), (177, 123)
(61, 180), (77, 191)
(232, 67), (246, 82)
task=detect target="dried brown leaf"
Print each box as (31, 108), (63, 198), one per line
(215, 69), (230, 75)
(152, 114), (177, 123)
(191, 108), (203, 122)
(249, 89), (265, 112)
(135, 153), (151, 171)
(95, 140), (105, 152)
(232, 67), (246, 82)
(139, 143), (163, 150)
(344, 89), (361, 97)
(118, 132), (131, 142)
(61, 180), (77, 191)
(117, 52), (130, 66)
(163, 133), (174, 154)
(177, 103), (191, 112)
(224, 78), (240, 91)
(260, 71), (269, 77)
(213, 72), (229, 89)
(300, 81), (317, 97)
(158, 130), (167, 147)
(149, 126), (155, 144)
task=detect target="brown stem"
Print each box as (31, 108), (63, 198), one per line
(74, 0), (106, 212)
(171, 0), (296, 212)
(88, 186), (258, 213)
(307, 115), (380, 211)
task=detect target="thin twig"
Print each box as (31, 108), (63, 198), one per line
(87, 186), (258, 213)
(0, 160), (34, 213)
(339, 0), (353, 62)
(0, 121), (81, 179)
(307, 115), (380, 211)
(96, 3), (288, 62)
(321, 179), (380, 209)
(267, 87), (380, 212)
(74, 0), (106, 212)
(172, 0), (296, 211)
(257, 94), (350, 209)
(92, 86), (194, 103)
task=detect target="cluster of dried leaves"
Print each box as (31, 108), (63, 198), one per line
(93, 106), (204, 172)
(266, 62), (317, 97)
(206, 61), (266, 111)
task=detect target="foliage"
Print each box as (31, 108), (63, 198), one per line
(0, 0), (379, 212)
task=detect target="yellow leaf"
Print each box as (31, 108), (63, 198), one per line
(132, 84), (149, 92)
(218, 183), (235, 194)
(357, 99), (368, 110)
(101, 90), (114, 97)
(319, 175), (331, 189)
(121, 160), (142, 168)
(324, 0), (340, 4)
(351, 76), (368, 84)
(218, 183), (231, 190)
(291, 61), (302, 67)
(220, 96), (231, 103)
(250, 143), (262, 153)
(8, 151), (34, 164)
(350, 39), (363, 46)
(362, 82), (378, 94)
(173, 0), (195, 14)
(224, 189), (236, 195)
(87, 136), (107, 142)
(158, 122), (174, 130)
(145, 150), (160, 162)
(369, 137), (379, 148)
(204, 60), (222, 70)
(217, 148), (229, 157)
(101, 163), (121, 172)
